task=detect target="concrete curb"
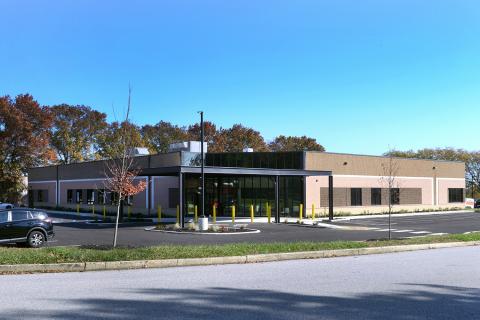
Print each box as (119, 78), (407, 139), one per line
(1, 241), (480, 274)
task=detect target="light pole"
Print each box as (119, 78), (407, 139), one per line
(199, 111), (205, 218)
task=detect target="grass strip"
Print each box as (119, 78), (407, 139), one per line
(0, 232), (479, 265)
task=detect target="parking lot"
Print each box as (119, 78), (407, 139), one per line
(36, 210), (480, 248)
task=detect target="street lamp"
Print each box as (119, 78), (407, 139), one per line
(198, 111), (206, 219)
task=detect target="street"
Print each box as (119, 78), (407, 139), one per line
(1, 246), (479, 319)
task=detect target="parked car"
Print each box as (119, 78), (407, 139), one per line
(0, 208), (54, 248)
(475, 199), (480, 209)
(0, 202), (14, 210)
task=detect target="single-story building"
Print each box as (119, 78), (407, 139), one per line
(27, 144), (465, 223)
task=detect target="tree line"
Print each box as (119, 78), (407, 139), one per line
(385, 148), (480, 198)
(0, 94), (324, 202)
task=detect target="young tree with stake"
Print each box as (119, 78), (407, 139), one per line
(104, 87), (146, 247)
(380, 153), (401, 240)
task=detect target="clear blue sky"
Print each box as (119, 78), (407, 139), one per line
(1, 0), (479, 155)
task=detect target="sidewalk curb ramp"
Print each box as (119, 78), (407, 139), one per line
(1, 241), (479, 274)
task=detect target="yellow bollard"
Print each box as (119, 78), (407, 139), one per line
(157, 205), (162, 223)
(103, 205), (106, 219)
(250, 204), (254, 223)
(194, 205), (198, 223)
(312, 203), (315, 221)
(299, 203), (303, 222)
(76, 204), (80, 215)
(213, 205), (216, 224)
(232, 205), (235, 224)
(92, 205), (95, 218)
(176, 205), (180, 224)
(128, 206), (131, 219)
(267, 202), (271, 224)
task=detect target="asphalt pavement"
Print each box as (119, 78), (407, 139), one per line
(1, 246), (479, 319)
(42, 211), (480, 247)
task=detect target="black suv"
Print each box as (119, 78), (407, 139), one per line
(475, 199), (480, 209)
(0, 208), (54, 248)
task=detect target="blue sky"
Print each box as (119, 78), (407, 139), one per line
(1, 0), (479, 155)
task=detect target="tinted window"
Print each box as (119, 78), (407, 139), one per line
(11, 211), (29, 221)
(448, 188), (464, 203)
(371, 188), (382, 205)
(67, 190), (73, 203)
(87, 189), (95, 204)
(0, 212), (8, 223)
(351, 188), (362, 206)
(390, 188), (400, 205)
(31, 211), (48, 220)
(204, 152), (304, 169)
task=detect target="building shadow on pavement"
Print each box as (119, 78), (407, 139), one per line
(2, 283), (479, 319)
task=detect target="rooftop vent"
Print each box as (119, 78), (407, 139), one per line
(168, 141), (208, 153)
(129, 147), (150, 156)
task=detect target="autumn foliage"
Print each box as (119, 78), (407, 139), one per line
(0, 92), (326, 203)
(104, 164), (146, 203)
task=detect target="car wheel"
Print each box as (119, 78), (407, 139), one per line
(6, 205), (12, 209)
(27, 231), (45, 248)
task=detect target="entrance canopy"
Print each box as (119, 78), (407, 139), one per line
(140, 165), (333, 226)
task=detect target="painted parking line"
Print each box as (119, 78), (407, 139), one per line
(392, 229), (414, 233)
(409, 231), (432, 234)
(375, 228), (396, 232)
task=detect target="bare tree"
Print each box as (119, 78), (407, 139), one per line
(104, 87), (146, 247)
(380, 153), (401, 240)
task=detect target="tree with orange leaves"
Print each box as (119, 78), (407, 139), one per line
(0, 94), (54, 203)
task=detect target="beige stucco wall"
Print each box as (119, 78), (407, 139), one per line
(437, 178), (465, 205)
(152, 176), (179, 215)
(305, 152), (465, 179)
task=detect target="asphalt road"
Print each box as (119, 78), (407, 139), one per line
(1, 246), (479, 319)
(43, 211), (480, 247)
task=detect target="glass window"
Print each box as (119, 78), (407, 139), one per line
(67, 190), (73, 203)
(448, 188), (464, 203)
(86, 189), (95, 204)
(97, 189), (106, 205)
(351, 188), (362, 206)
(12, 210), (29, 221)
(390, 188), (400, 205)
(75, 190), (83, 204)
(371, 188), (382, 205)
(110, 192), (119, 205)
(0, 212), (8, 223)
(37, 190), (44, 202)
(31, 211), (48, 220)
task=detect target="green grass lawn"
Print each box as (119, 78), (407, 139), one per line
(0, 232), (479, 265)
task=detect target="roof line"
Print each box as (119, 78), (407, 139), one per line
(306, 151), (465, 164)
